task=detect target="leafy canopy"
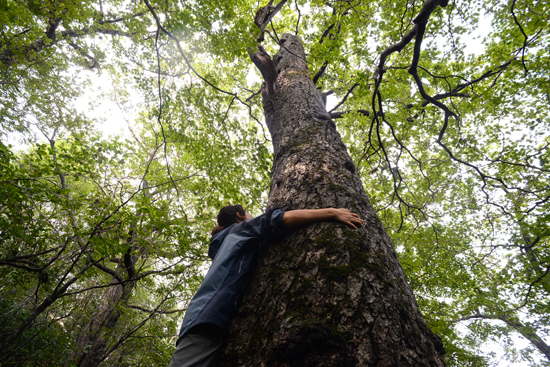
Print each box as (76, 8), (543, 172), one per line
(1, 0), (549, 365)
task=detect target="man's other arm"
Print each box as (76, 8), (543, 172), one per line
(282, 208), (363, 229)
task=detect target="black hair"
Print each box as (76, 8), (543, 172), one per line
(211, 204), (245, 235)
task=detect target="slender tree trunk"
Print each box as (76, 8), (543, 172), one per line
(218, 34), (445, 366)
(454, 312), (550, 362)
(501, 315), (550, 361)
(71, 274), (135, 367)
(72, 215), (146, 366)
(72, 182), (150, 366)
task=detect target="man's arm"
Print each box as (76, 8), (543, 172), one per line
(282, 208), (363, 229)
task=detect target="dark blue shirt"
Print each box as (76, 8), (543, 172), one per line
(178, 208), (286, 338)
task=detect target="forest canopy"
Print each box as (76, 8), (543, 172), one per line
(1, 0), (549, 365)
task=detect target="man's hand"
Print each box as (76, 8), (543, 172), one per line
(331, 208), (363, 229)
(283, 208), (363, 229)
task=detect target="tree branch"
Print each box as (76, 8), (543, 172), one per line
(319, 23), (336, 45)
(253, 0), (289, 41)
(329, 109), (370, 119)
(67, 41), (99, 69)
(126, 304), (186, 315)
(294, 0), (301, 35)
(100, 10), (150, 24)
(454, 312), (550, 360)
(328, 82), (358, 113)
(511, 0), (529, 75)
(249, 45), (278, 95)
(313, 60), (329, 85)
(0, 27), (134, 65)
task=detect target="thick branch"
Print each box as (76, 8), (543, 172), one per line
(0, 259), (43, 272)
(376, 0), (448, 77)
(329, 109), (370, 119)
(294, 0), (301, 35)
(0, 245), (62, 261)
(0, 251), (92, 352)
(312, 60), (329, 85)
(452, 60), (512, 92)
(420, 92), (470, 106)
(91, 258), (123, 283)
(253, 0), (288, 41)
(249, 45), (277, 95)
(319, 23), (336, 44)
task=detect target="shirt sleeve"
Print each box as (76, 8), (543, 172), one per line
(228, 208), (287, 240)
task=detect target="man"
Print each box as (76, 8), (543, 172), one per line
(169, 205), (363, 366)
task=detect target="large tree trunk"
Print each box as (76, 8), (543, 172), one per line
(218, 34), (445, 366)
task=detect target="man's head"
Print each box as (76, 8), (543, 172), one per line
(211, 204), (252, 235)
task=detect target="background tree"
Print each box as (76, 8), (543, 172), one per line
(1, 0), (548, 365)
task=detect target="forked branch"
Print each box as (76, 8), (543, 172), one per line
(254, 0), (289, 41)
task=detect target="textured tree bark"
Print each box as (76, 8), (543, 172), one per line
(218, 33), (446, 366)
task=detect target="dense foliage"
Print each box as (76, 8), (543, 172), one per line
(1, 0), (548, 365)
